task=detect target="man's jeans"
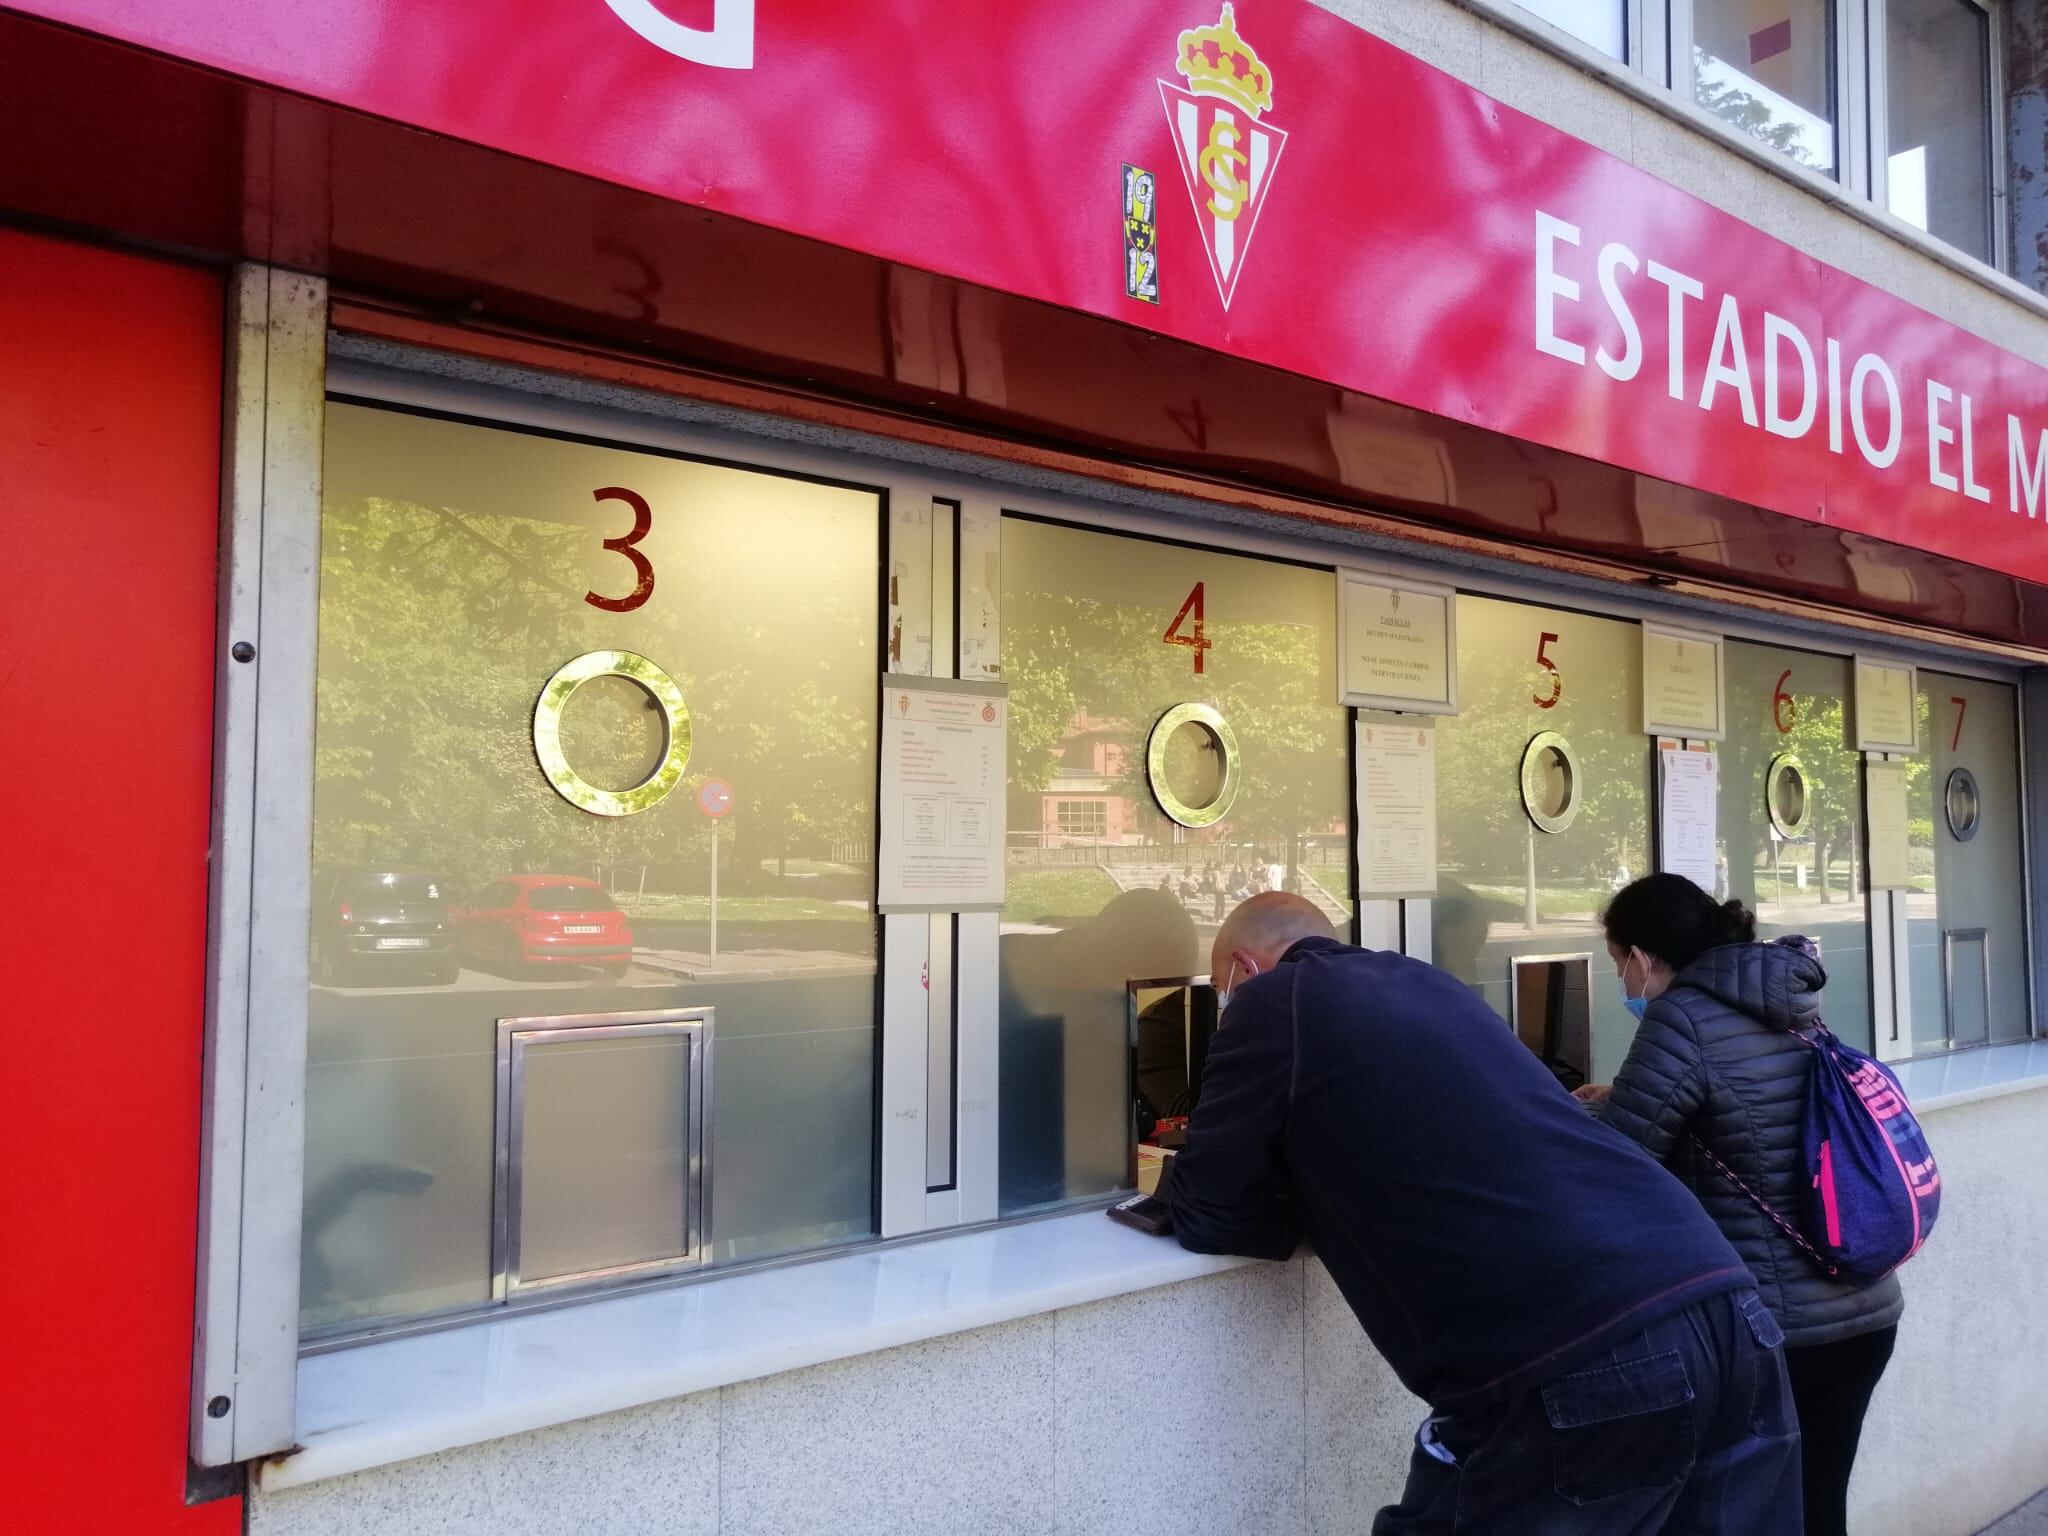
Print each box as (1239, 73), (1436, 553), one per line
(1374, 1289), (1803, 1535)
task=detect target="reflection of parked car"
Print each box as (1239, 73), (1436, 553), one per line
(455, 875), (634, 977)
(313, 866), (457, 987)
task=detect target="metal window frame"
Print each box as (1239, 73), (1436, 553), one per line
(2022, 671), (2048, 1041)
(1844, 0), (1875, 199)
(1870, 750), (1909, 1060)
(492, 1008), (712, 1300)
(1866, 0), (2009, 273)
(879, 483), (1002, 1236)
(1636, 0), (1671, 86)
(191, 267), (327, 1466)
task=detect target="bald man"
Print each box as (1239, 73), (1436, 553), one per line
(1169, 895), (1801, 1536)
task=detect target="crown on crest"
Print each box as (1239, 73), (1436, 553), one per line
(1174, 3), (1274, 117)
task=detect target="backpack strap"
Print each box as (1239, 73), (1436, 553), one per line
(1686, 1133), (1840, 1280)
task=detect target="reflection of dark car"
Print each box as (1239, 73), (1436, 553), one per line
(313, 867), (457, 987)
(454, 875), (634, 977)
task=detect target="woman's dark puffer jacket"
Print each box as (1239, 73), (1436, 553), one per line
(1600, 937), (1904, 1348)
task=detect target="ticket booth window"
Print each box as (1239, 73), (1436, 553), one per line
(1429, 596), (1649, 1082)
(1905, 673), (2029, 1050)
(1719, 641), (1874, 1049)
(303, 402), (881, 1335)
(996, 516), (1353, 1215)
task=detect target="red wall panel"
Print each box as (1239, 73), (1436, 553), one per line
(0, 228), (239, 1532)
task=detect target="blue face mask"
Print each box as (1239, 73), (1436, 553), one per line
(1217, 956), (1256, 1013)
(1618, 948), (1651, 1020)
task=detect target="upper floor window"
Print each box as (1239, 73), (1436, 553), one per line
(1690, 0), (1839, 176)
(1882, 0), (1997, 265)
(1520, 0), (1629, 58)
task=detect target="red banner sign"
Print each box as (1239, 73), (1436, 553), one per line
(25, 0), (2048, 586)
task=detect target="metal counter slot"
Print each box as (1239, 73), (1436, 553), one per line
(492, 1007), (712, 1300)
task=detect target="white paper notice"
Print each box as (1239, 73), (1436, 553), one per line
(1855, 660), (1918, 752)
(1355, 720), (1437, 897)
(1865, 759), (1912, 889)
(1339, 573), (1454, 713)
(878, 679), (1007, 912)
(1643, 628), (1724, 739)
(1658, 744), (1719, 893)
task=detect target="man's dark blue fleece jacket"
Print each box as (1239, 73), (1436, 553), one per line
(1170, 937), (1751, 1410)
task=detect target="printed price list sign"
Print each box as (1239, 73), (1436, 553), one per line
(878, 678), (1008, 912)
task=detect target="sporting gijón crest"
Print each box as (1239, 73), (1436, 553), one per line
(1158, 4), (1288, 310)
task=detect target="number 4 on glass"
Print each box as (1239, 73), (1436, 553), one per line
(1164, 582), (1212, 676)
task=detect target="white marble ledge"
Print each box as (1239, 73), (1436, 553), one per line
(1892, 1039), (2048, 1114)
(260, 1212), (1251, 1492)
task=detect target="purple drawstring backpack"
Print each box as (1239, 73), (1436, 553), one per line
(1795, 1021), (1940, 1283)
(1692, 938), (1940, 1286)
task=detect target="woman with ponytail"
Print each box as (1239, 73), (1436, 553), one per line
(1580, 872), (1903, 1536)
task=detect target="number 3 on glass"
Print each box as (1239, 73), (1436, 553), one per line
(1533, 631), (1561, 709)
(1164, 581), (1212, 676)
(585, 486), (654, 614)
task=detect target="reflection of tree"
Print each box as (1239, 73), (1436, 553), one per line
(1694, 58), (1818, 167)
(1434, 647), (1643, 904)
(1719, 672), (1857, 913)
(1003, 591), (1342, 872)
(314, 494), (872, 896)
(697, 636), (873, 890)
(1784, 695), (1857, 902)
(1905, 690), (1934, 865)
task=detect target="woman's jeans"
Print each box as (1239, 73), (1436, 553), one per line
(1374, 1288), (1803, 1535)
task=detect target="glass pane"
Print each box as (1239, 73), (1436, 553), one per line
(1520, 0), (1627, 58)
(518, 1033), (690, 1283)
(303, 402), (880, 1333)
(998, 518), (1353, 1214)
(1430, 596), (1650, 1083)
(1719, 642), (1873, 1047)
(1693, 0), (1837, 175)
(1886, 0), (1993, 262)
(1907, 674), (2030, 1050)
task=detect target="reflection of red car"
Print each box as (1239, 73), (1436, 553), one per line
(454, 875), (634, 976)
